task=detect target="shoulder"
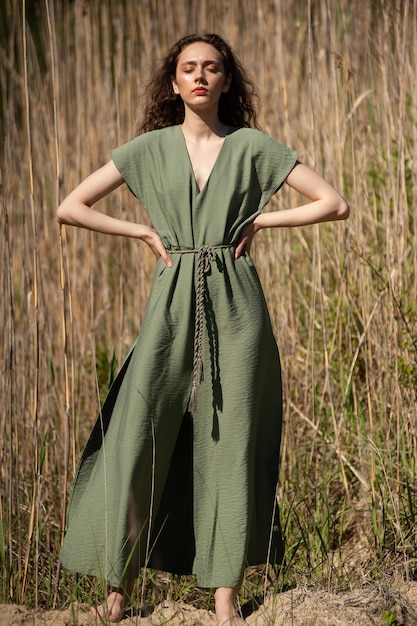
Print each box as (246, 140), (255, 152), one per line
(229, 127), (295, 152)
(229, 128), (298, 189)
(110, 128), (179, 172)
(114, 126), (177, 151)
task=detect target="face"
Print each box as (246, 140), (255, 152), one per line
(171, 42), (231, 109)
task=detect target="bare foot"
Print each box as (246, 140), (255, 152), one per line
(215, 587), (248, 626)
(91, 591), (127, 623)
(219, 617), (248, 626)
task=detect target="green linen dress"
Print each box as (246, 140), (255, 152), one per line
(60, 125), (298, 589)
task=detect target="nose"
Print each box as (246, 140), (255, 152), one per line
(196, 73), (208, 84)
(195, 66), (208, 84)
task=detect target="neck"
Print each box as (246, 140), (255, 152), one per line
(181, 107), (229, 141)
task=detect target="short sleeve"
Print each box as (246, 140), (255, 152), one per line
(111, 136), (145, 201)
(249, 130), (298, 208)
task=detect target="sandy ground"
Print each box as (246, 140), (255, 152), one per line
(2, 582), (417, 626)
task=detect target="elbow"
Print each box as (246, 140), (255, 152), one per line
(336, 197), (350, 220)
(56, 200), (72, 225)
(56, 208), (64, 225)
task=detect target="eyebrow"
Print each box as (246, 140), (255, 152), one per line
(180, 59), (220, 67)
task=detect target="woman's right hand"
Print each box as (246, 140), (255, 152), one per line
(57, 160), (172, 267)
(139, 225), (172, 267)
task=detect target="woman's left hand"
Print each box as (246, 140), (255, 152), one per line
(235, 221), (257, 258)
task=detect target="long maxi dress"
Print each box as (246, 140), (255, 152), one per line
(60, 125), (298, 589)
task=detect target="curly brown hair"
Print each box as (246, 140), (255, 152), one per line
(138, 34), (259, 134)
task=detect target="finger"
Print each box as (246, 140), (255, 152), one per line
(235, 239), (247, 259)
(159, 247), (172, 267)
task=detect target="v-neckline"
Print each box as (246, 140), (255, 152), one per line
(178, 125), (231, 195)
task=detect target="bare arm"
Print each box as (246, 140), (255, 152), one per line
(235, 163), (349, 258)
(56, 160), (172, 265)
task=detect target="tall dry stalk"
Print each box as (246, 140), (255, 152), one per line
(21, 0), (40, 603)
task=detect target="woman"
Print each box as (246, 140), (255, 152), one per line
(57, 33), (349, 625)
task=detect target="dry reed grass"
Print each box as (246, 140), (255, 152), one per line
(1, 0), (416, 616)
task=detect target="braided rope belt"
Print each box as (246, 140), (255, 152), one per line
(168, 243), (235, 413)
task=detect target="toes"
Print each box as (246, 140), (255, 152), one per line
(90, 594), (125, 623)
(220, 617), (248, 626)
